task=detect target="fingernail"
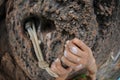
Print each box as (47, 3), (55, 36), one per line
(52, 64), (56, 69)
(65, 44), (66, 47)
(55, 58), (59, 62)
(76, 64), (82, 69)
(61, 57), (64, 62)
(70, 46), (78, 54)
(66, 40), (70, 44)
(64, 50), (67, 57)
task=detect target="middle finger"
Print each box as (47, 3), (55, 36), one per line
(66, 41), (85, 57)
(64, 46), (81, 64)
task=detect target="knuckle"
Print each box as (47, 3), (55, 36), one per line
(81, 43), (84, 46)
(57, 65), (62, 70)
(67, 53), (71, 58)
(82, 51), (86, 55)
(88, 47), (91, 52)
(82, 52), (87, 58)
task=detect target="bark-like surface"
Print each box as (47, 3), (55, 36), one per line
(0, 0), (120, 80)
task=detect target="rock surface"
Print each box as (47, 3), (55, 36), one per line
(0, 0), (120, 80)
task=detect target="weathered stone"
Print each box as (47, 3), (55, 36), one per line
(0, 0), (120, 80)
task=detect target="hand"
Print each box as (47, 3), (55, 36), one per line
(50, 58), (72, 80)
(61, 38), (97, 80)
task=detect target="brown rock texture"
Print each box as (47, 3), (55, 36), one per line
(0, 0), (120, 80)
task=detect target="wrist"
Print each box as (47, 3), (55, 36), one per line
(87, 58), (97, 80)
(88, 58), (97, 74)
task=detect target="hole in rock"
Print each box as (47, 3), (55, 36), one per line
(22, 15), (40, 32)
(23, 15), (56, 36)
(40, 16), (56, 34)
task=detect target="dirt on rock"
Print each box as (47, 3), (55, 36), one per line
(0, 0), (120, 80)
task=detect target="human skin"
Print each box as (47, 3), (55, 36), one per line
(50, 38), (97, 80)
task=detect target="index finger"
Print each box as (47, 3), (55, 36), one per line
(71, 38), (89, 51)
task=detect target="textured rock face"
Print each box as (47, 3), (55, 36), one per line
(0, 0), (120, 80)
